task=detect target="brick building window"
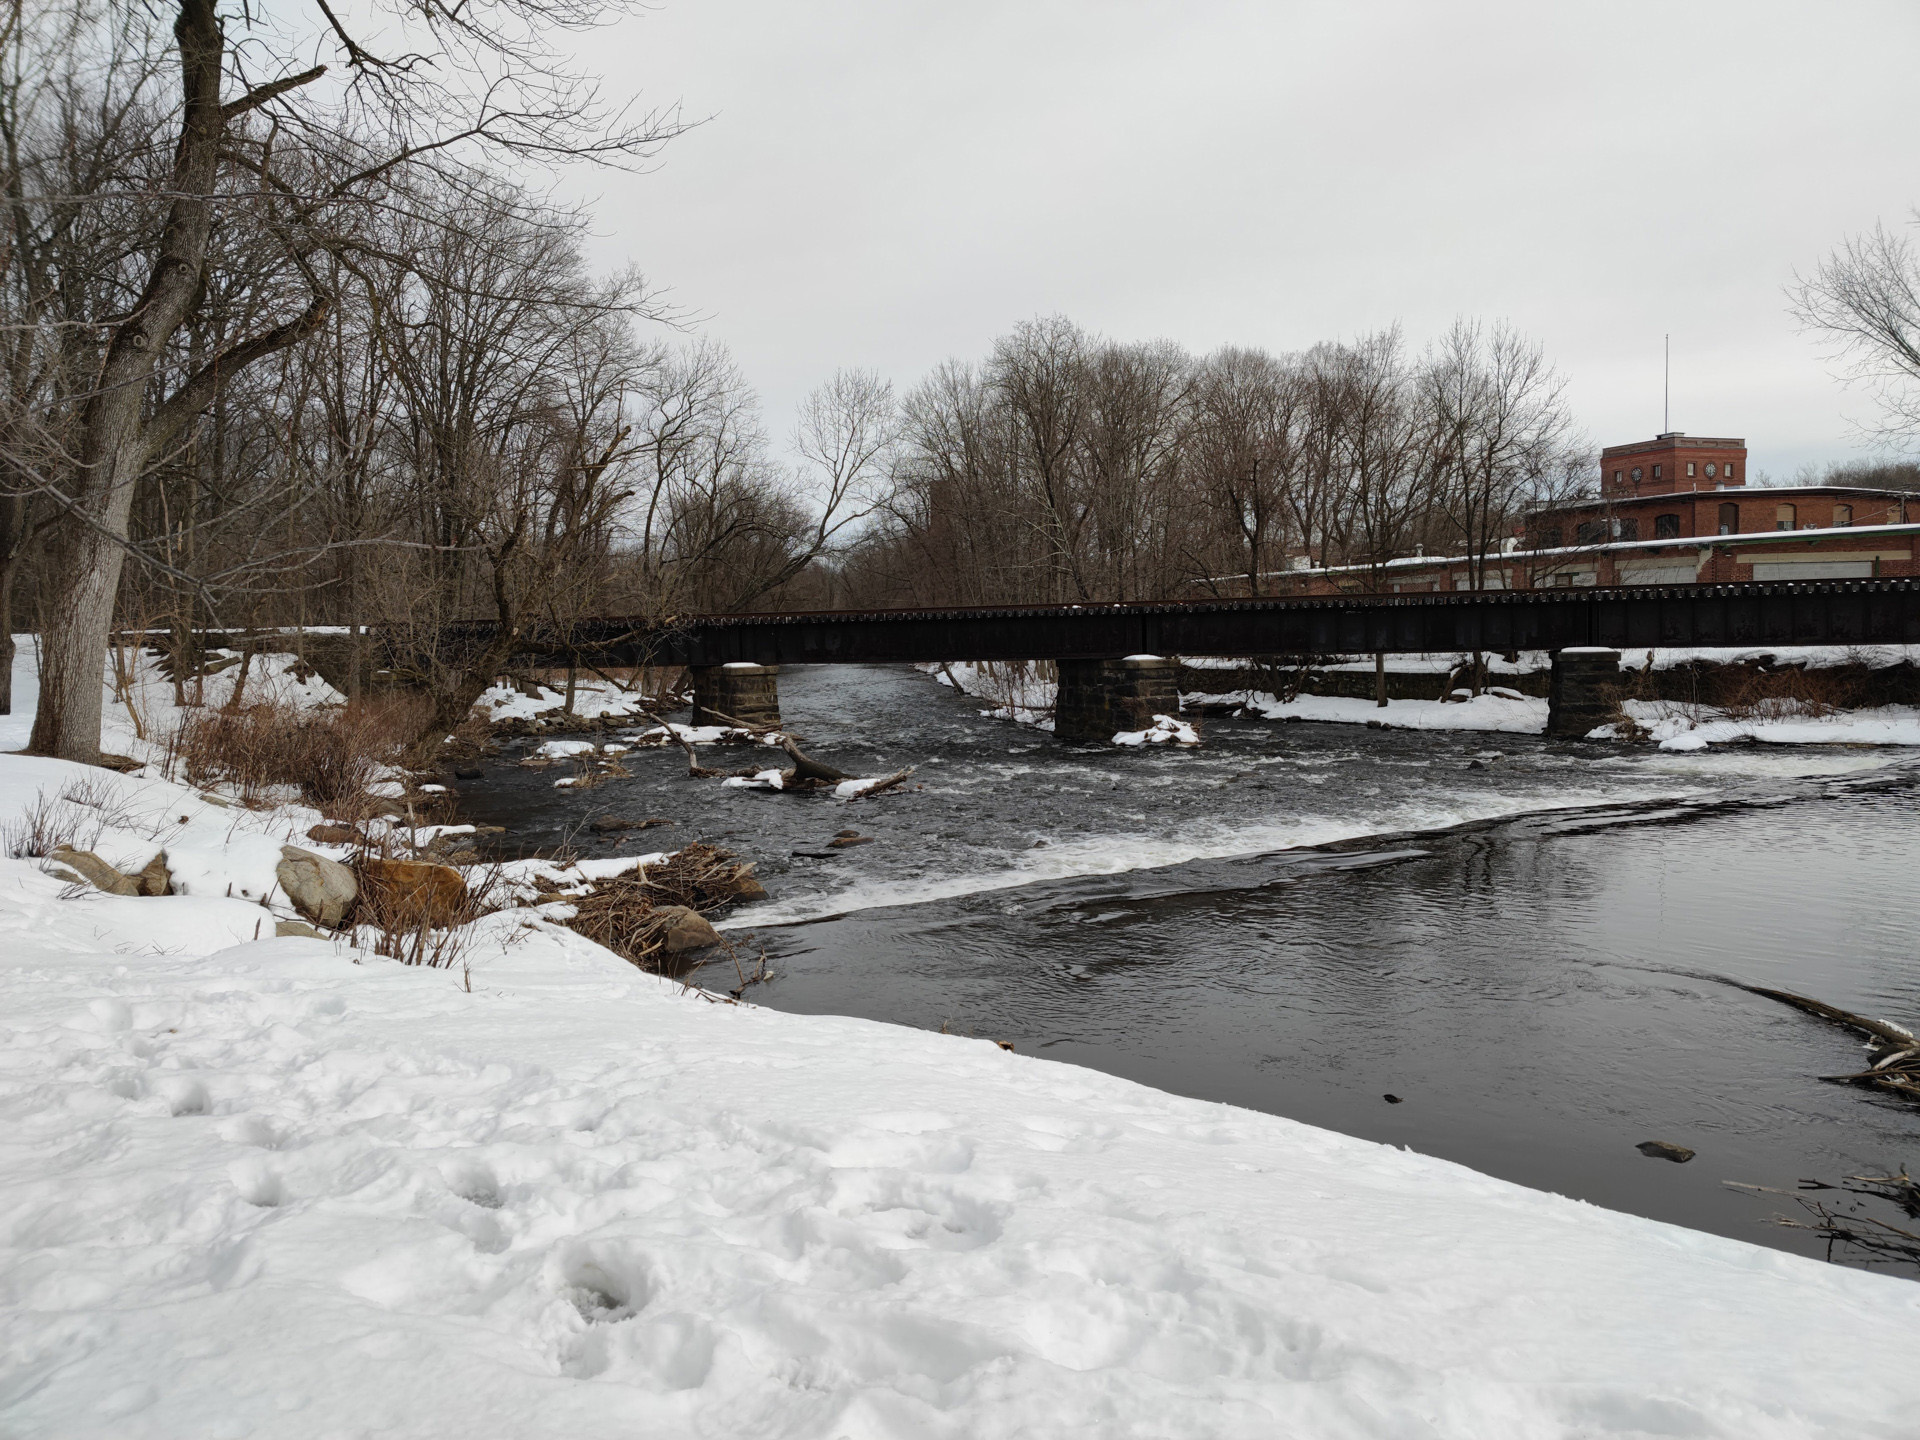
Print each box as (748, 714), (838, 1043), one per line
(1835, 503), (1853, 526)
(1686, 462), (1696, 477)
(1652, 464), (1662, 480)
(1654, 513), (1681, 538)
(1575, 520), (1607, 544)
(1775, 503), (1796, 530)
(1617, 517), (1639, 541)
(1718, 502), (1739, 534)
(1726, 463), (1736, 479)
(1612, 470), (1623, 486)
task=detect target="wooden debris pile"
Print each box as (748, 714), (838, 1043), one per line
(558, 842), (764, 973)
(1744, 984), (1920, 1103)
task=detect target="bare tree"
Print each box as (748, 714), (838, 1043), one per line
(1422, 319), (1576, 593)
(1792, 218), (1920, 445)
(14, 0), (680, 762)
(1186, 347), (1300, 597)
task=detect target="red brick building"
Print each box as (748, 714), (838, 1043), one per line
(1277, 431), (1920, 595)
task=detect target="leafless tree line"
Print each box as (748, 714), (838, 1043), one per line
(841, 314), (1587, 608)
(0, 0), (1600, 764)
(0, 0), (883, 758)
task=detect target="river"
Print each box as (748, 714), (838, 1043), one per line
(455, 663), (1920, 1264)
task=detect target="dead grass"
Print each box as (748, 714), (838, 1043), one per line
(1611, 655), (1874, 733)
(165, 696), (428, 812)
(1714, 664), (1868, 721)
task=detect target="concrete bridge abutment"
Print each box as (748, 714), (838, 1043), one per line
(1545, 648), (1622, 738)
(690, 663), (782, 729)
(1054, 656), (1181, 744)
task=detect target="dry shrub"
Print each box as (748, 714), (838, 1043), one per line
(1716, 664), (1868, 721)
(2, 777), (142, 859)
(167, 696), (426, 810)
(350, 864), (495, 966)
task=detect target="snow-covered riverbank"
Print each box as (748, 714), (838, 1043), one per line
(6, 643), (1920, 1436)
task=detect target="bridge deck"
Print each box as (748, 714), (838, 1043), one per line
(561, 578), (1920, 667)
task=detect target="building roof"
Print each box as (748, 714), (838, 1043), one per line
(1231, 520), (1920, 585)
(1542, 484), (1916, 516)
(1599, 433), (1746, 457)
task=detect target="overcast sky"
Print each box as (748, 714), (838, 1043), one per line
(567, 1), (1920, 480)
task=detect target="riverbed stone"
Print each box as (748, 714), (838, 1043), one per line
(275, 920), (322, 939)
(651, 904), (722, 953)
(49, 847), (140, 896)
(136, 852), (172, 897)
(1635, 1140), (1695, 1163)
(277, 846), (357, 927)
(306, 823), (362, 845)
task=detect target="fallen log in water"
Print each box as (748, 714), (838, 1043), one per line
(1740, 983), (1920, 1103)
(721, 738), (915, 798)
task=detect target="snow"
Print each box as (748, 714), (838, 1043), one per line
(1201, 689), (1553, 734)
(1112, 713), (1200, 746)
(928, 662), (1056, 729)
(1198, 646), (1920, 676)
(476, 680), (653, 723)
(8, 640), (1920, 1435)
(534, 739), (599, 758)
(1609, 702), (1920, 751)
(723, 768), (787, 791)
(5, 794), (1920, 1436)
(833, 773), (903, 798)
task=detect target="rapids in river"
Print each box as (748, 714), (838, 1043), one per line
(455, 664), (1920, 1263)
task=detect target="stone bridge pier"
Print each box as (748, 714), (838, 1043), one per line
(691, 663), (782, 729)
(1053, 656), (1181, 744)
(1545, 648), (1622, 738)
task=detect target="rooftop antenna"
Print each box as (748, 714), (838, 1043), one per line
(1663, 333), (1670, 434)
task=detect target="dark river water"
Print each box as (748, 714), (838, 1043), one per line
(456, 664), (1920, 1265)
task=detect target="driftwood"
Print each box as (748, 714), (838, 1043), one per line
(1741, 983), (1920, 1103)
(696, 705), (788, 739)
(717, 736), (915, 797)
(781, 738), (847, 783)
(633, 706), (725, 778)
(1727, 1170), (1920, 1271)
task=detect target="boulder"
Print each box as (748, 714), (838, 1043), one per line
(275, 920), (322, 939)
(276, 845), (358, 927)
(136, 852), (172, 897)
(355, 857), (468, 928)
(49, 847), (139, 896)
(453, 766), (485, 780)
(306, 823), (362, 845)
(726, 872), (769, 902)
(651, 904), (722, 953)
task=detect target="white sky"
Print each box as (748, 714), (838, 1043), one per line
(564, 0), (1920, 480)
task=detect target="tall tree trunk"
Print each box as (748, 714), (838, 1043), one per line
(0, 573), (14, 717)
(27, 0), (223, 762)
